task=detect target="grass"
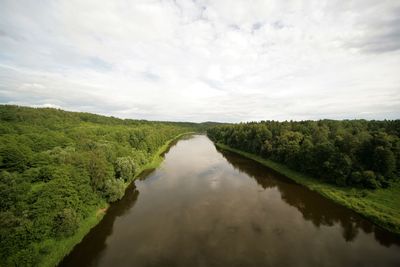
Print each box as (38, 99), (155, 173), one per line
(39, 132), (194, 267)
(39, 201), (108, 267)
(133, 132), (195, 174)
(216, 143), (400, 235)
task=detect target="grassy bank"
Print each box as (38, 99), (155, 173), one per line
(40, 132), (194, 267)
(39, 202), (107, 267)
(216, 143), (400, 235)
(134, 132), (195, 174)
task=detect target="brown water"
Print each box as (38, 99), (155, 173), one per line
(60, 135), (400, 267)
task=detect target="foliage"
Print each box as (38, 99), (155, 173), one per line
(115, 156), (136, 181)
(0, 142), (32, 171)
(103, 178), (126, 202)
(216, 143), (400, 235)
(53, 208), (80, 238)
(208, 120), (400, 188)
(0, 105), (196, 266)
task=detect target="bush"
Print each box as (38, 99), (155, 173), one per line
(7, 245), (40, 267)
(0, 171), (29, 211)
(103, 179), (125, 202)
(37, 166), (55, 182)
(87, 152), (113, 191)
(115, 157), (136, 181)
(362, 170), (381, 189)
(350, 171), (363, 185)
(373, 146), (396, 176)
(53, 208), (80, 238)
(0, 143), (32, 172)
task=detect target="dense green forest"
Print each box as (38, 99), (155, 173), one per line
(207, 120), (400, 234)
(2, 106), (399, 266)
(0, 105), (197, 266)
(208, 120), (399, 189)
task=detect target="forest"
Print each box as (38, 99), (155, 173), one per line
(0, 105), (197, 266)
(207, 120), (400, 189)
(1, 105), (400, 266)
(207, 120), (400, 234)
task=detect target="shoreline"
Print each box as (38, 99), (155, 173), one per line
(42, 132), (194, 267)
(215, 142), (400, 236)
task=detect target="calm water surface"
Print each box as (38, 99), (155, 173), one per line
(60, 135), (400, 267)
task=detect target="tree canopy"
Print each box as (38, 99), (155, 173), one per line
(0, 105), (196, 266)
(208, 120), (400, 189)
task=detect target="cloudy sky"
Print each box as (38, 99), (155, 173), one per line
(0, 0), (399, 122)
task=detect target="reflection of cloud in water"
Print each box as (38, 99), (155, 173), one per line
(60, 135), (400, 267)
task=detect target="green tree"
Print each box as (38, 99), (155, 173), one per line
(361, 170), (380, 189)
(115, 157), (136, 181)
(53, 208), (80, 238)
(103, 179), (125, 202)
(87, 152), (112, 191)
(373, 146), (396, 177)
(0, 143), (32, 171)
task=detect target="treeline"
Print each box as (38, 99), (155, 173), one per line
(0, 105), (196, 266)
(207, 120), (400, 189)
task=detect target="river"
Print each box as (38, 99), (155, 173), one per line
(60, 135), (400, 267)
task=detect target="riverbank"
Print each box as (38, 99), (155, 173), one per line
(215, 142), (400, 235)
(133, 132), (195, 175)
(41, 132), (194, 267)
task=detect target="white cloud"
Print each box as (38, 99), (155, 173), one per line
(0, 0), (399, 122)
